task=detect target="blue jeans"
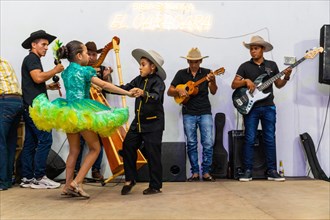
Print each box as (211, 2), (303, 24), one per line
(183, 114), (213, 175)
(0, 97), (23, 188)
(243, 106), (277, 171)
(21, 106), (53, 179)
(75, 136), (103, 171)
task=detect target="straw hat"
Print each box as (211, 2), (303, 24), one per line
(22, 30), (56, 49)
(180, 48), (209, 60)
(132, 49), (166, 81)
(243, 35), (273, 52)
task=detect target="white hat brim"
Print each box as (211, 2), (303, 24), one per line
(243, 41), (273, 52)
(132, 49), (166, 81)
(180, 56), (209, 60)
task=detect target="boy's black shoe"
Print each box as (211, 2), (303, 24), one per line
(143, 187), (161, 195)
(121, 181), (136, 195)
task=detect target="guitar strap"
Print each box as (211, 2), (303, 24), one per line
(260, 62), (272, 76)
(264, 67), (272, 76)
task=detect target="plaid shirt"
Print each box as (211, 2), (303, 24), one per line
(0, 57), (22, 95)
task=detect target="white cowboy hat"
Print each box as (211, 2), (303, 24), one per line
(180, 47), (209, 60)
(132, 49), (166, 81)
(243, 35), (273, 52)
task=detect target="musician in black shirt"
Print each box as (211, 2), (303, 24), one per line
(231, 35), (291, 182)
(167, 48), (217, 182)
(20, 30), (64, 189)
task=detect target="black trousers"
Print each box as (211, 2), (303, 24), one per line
(122, 129), (163, 190)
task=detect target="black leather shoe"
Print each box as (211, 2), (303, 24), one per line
(121, 181), (136, 195)
(187, 175), (200, 182)
(143, 187), (161, 195)
(202, 175), (215, 182)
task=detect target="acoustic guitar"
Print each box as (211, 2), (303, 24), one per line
(174, 67), (225, 105)
(232, 47), (324, 115)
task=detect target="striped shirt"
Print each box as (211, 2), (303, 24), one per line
(0, 57), (22, 95)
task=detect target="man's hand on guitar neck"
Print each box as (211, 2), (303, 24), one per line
(206, 71), (218, 95)
(283, 67), (292, 80)
(275, 67), (292, 88)
(206, 71), (216, 82)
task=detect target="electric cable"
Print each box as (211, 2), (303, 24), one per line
(306, 89), (329, 177)
(316, 89), (330, 154)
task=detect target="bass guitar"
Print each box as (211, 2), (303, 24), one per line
(174, 67), (225, 105)
(232, 47), (324, 115)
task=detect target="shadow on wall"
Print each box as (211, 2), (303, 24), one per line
(294, 39), (328, 107)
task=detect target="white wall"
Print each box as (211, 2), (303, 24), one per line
(1, 1), (329, 178)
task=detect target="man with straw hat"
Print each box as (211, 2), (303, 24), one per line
(231, 35), (292, 182)
(167, 48), (218, 182)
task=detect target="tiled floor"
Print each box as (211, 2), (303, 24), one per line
(0, 178), (329, 219)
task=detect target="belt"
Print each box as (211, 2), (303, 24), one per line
(0, 94), (22, 99)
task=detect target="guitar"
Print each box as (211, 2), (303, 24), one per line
(174, 67), (225, 104)
(232, 47), (324, 115)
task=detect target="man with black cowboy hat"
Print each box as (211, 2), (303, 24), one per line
(20, 30), (64, 189)
(167, 48), (218, 182)
(231, 35), (292, 182)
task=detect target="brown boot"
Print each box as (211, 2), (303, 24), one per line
(92, 169), (104, 181)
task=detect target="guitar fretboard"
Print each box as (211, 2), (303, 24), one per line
(192, 67), (224, 87)
(258, 57), (306, 91)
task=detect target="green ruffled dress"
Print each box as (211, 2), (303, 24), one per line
(29, 62), (129, 137)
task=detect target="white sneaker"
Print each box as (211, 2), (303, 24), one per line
(20, 177), (36, 188)
(30, 176), (61, 189)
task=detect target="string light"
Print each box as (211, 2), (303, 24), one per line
(110, 2), (212, 32)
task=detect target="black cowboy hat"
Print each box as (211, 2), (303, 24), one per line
(22, 30), (57, 49)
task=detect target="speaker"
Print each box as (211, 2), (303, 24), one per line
(137, 142), (186, 182)
(228, 130), (267, 179)
(46, 149), (66, 180)
(15, 149), (66, 182)
(319, 24), (330, 85)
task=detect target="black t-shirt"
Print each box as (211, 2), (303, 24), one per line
(236, 59), (280, 108)
(21, 52), (47, 106)
(171, 67), (212, 115)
